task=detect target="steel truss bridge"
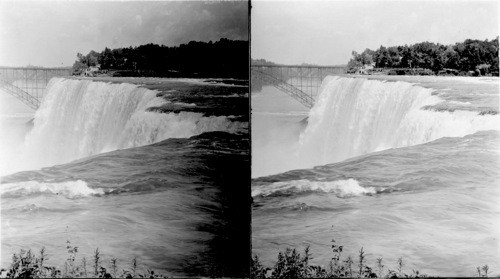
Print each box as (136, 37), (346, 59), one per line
(251, 64), (346, 108)
(1, 65), (347, 110)
(0, 67), (72, 110)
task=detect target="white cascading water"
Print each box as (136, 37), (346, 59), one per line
(10, 78), (244, 173)
(252, 178), (376, 198)
(297, 76), (500, 169)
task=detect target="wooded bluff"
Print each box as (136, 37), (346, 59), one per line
(347, 37), (499, 76)
(72, 39), (248, 78)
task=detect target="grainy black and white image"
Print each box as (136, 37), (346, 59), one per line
(251, 1), (499, 277)
(0, 1), (249, 277)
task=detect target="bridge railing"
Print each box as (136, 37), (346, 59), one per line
(0, 67), (71, 110)
(251, 64), (346, 108)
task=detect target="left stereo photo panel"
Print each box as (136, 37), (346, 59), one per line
(0, 1), (250, 278)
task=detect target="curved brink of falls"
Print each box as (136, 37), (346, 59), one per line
(297, 76), (499, 169)
(11, 78), (244, 173)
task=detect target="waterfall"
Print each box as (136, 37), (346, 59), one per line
(297, 76), (499, 169)
(10, 78), (243, 173)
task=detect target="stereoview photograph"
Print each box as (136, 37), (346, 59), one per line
(0, 1), (249, 278)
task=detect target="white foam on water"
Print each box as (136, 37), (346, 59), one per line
(120, 111), (245, 149)
(447, 100), (471, 105)
(173, 102), (197, 107)
(0, 180), (103, 199)
(252, 178), (375, 198)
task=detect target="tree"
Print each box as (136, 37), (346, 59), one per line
(98, 47), (114, 69)
(71, 39), (249, 77)
(85, 50), (100, 67)
(349, 37), (498, 75)
(374, 46), (390, 68)
(347, 51), (363, 71)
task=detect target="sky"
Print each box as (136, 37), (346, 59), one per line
(0, 1), (248, 67)
(252, 1), (499, 66)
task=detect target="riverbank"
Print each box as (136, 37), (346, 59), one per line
(349, 67), (499, 77)
(1, 243), (170, 278)
(251, 244), (494, 278)
(81, 69), (249, 80)
(69, 76), (249, 87)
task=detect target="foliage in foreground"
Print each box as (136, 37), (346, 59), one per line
(251, 239), (493, 278)
(0, 240), (168, 278)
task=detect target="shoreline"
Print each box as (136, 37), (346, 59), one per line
(349, 67), (499, 77)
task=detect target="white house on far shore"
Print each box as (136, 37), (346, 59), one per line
(84, 64), (100, 76)
(356, 62), (376, 74)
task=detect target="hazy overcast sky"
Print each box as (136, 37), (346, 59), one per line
(252, 1), (499, 66)
(0, 1), (248, 67)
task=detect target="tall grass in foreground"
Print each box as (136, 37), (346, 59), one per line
(0, 240), (168, 278)
(251, 238), (493, 278)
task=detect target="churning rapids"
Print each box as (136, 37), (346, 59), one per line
(252, 75), (499, 276)
(0, 77), (249, 277)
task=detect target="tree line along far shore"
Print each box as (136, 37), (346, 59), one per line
(72, 38), (248, 79)
(73, 37), (498, 78)
(347, 37), (499, 76)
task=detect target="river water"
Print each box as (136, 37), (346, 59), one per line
(0, 77), (249, 277)
(252, 75), (499, 276)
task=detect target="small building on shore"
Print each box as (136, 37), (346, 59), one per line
(355, 62), (376, 74)
(84, 65), (100, 76)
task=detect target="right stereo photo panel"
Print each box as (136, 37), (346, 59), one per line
(251, 1), (499, 278)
